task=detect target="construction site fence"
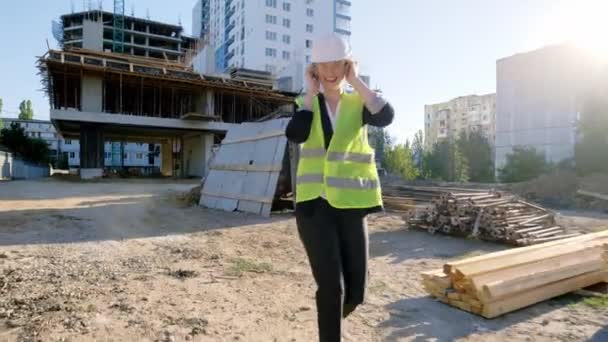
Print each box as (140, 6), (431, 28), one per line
(0, 151), (50, 180)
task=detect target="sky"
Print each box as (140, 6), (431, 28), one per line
(0, 0), (606, 142)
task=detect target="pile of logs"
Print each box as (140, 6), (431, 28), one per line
(382, 185), (451, 212)
(406, 189), (577, 246)
(422, 231), (608, 318)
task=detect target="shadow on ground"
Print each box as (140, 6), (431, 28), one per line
(0, 187), (291, 246)
(369, 228), (507, 263)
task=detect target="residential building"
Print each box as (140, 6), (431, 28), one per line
(495, 44), (601, 172)
(2, 118), (161, 169)
(192, 0), (352, 91)
(42, 10), (293, 179)
(424, 94), (496, 150)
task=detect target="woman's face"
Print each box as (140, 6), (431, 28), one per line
(316, 60), (347, 91)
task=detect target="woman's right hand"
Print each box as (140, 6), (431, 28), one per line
(303, 64), (320, 110)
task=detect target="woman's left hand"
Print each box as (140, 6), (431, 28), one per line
(345, 59), (359, 85)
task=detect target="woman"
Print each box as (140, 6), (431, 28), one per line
(285, 34), (394, 342)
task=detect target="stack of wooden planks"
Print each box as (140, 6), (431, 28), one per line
(407, 189), (576, 246)
(422, 231), (608, 318)
(382, 185), (485, 213)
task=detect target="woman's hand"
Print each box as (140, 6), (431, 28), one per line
(345, 59), (359, 85)
(303, 64), (320, 110)
(305, 64), (321, 95)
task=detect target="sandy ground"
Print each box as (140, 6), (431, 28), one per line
(1, 179), (608, 342)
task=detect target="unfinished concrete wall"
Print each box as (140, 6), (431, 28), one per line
(81, 74), (103, 113)
(82, 19), (104, 51)
(183, 133), (213, 177)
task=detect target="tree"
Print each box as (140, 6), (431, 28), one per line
(498, 146), (551, 183)
(411, 130), (424, 170)
(368, 127), (391, 168)
(575, 84), (608, 175)
(0, 122), (50, 164)
(18, 100), (34, 120)
(384, 142), (419, 180)
(453, 143), (469, 183)
(420, 140), (469, 182)
(457, 131), (494, 182)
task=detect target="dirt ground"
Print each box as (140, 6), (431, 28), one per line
(1, 179), (608, 342)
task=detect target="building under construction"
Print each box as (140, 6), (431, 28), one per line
(41, 10), (295, 179)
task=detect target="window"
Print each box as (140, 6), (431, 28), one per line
(282, 51), (290, 60)
(265, 15), (277, 24)
(305, 55), (311, 63)
(105, 152), (111, 158)
(265, 31), (277, 41)
(283, 18), (290, 28)
(265, 64), (276, 73)
(123, 153), (128, 159)
(306, 24), (313, 33)
(65, 139), (72, 145)
(265, 48), (277, 57)
(305, 39), (312, 48)
(283, 2), (291, 11)
(265, 0), (277, 8)
(69, 152), (75, 158)
(136, 153), (143, 159)
(282, 34), (291, 44)
(306, 8), (314, 17)
(306, 0), (313, 4)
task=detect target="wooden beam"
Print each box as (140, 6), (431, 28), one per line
(482, 270), (608, 318)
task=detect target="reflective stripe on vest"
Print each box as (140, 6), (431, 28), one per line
(300, 148), (326, 158)
(327, 151), (374, 163)
(297, 173), (324, 184)
(326, 177), (379, 190)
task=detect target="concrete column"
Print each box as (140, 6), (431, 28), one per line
(130, 22), (135, 55)
(182, 133), (214, 178)
(161, 140), (173, 176)
(79, 124), (104, 179)
(81, 74), (103, 112)
(145, 25), (150, 57)
(206, 90), (215, 116)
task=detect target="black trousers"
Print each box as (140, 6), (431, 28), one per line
(296, 198), (369, 342)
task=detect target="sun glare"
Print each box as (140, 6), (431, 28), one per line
(537, 0), (608, 60)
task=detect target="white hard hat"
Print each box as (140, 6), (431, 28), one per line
(311, 34), (352, 63)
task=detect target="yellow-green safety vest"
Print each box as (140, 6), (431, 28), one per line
(295, 92), (382, 209)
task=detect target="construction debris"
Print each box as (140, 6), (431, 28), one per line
(422, 231), (608, 318)
(199, 119), (292, 216)
(404, 187), (575, 246)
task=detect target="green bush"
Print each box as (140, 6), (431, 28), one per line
(499, 146), (551, 183)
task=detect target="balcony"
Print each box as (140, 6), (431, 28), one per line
(224, 21), (236, 36)
(225, 35), (235, 47)
(335, 0), (352, 16)
(225, 6), (236, 21)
